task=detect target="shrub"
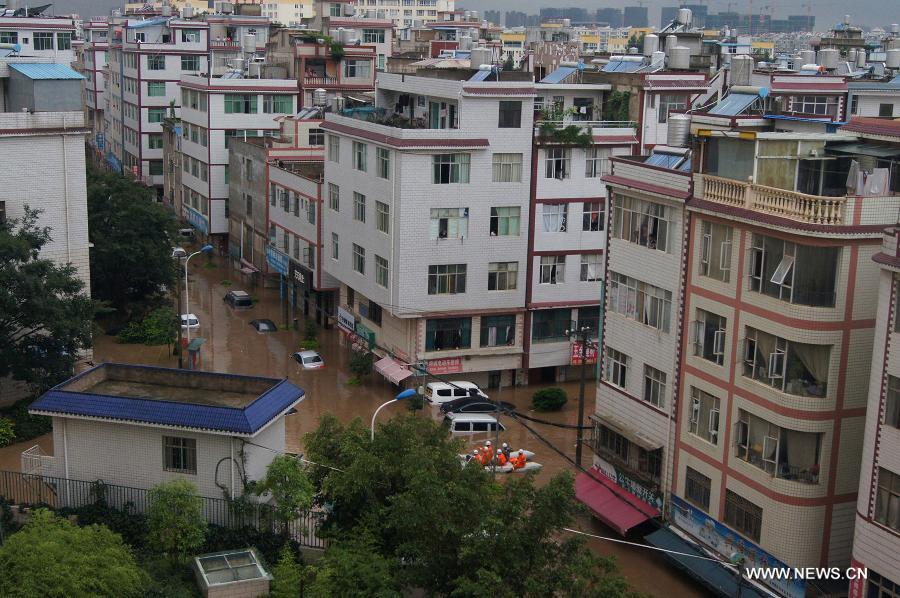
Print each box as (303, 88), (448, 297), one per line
(349, 351), (373, 379)
(62, 502), (149, 550)
(531, 387), (568, 412)
(271, 545), (304, 598)
(118, 306), (176, 346)
(146, 479), (207, 559)
(203, 525), (299, 566)
(0, 418), (14, 448)
(0, 398), (51, 443)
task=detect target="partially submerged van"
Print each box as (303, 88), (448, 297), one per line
(424, 381), (488, 405)
(443, 412), (505, 435)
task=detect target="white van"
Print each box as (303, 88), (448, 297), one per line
(443, 412), (505, 435)
(424, 381), (488, 405)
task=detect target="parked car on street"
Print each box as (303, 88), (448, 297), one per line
(180, 314), (200, 330)
(223, 290), (253, 309)
(250, 319), (277, 333)
(424, 381), (488, 404)
(292, 350), (325, 370)
(439, 397), (515, 414)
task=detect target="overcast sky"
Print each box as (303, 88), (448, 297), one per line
(48, 0), (892, 29)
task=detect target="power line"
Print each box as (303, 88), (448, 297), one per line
(561, 527), (737, 566)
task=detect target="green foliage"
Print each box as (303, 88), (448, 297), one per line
(0, 418), (14, 448)
(627, 33), (645, 53)
(61, 501), (149, 550)
(0, 398), (51, 444)
(304, 319), (318, 340)
(203, 525), (298, 567)
(532, 387), (568, 412)
(349, 351), (374, 378)
(220, 279), (233, 286)
(255, 455), (314, 533)
(140, 556), (200, 598)
(0, 509), (148, 597)
(330, 41), (344, 60)
(346, 377), (362, 386)
(299, 338), (321, 350)
(117, 305), (177, 345)
(146, 479), (207, 559)
(503, 54), (514, 71)
(303, 414), (639, 596)
(537, 106), (593, 147)
(87, 168), (177, 317)
(271, 545), (304, 598)
(0, 207), (94, 391)
(605, 90), (631, 123)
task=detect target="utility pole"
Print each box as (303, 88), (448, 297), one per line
(175, 255), (184, 369)
(568, 324), (595, 468)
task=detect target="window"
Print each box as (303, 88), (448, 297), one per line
(604, 348), (628, 388)
(612, 194), (669, 251)
(0, 32), (17, 44)
(375, 255), (389, 287)
(596, 424), (630, 462)
(245, 194), (253, 218)
(491, 153), (523, 183)
(585, 147), (609, 178)
(580, 254), (602, 282)
(352, 243), (365, 274)
(498, 101), (522, 128)
(147, 133), (163, 149)
(692, 309), (726, 366)
(163, 436), (197, 474)
(353, 192), (366, 222)
(57, 31), (73, 50)
(328, 135), (340, 162)
(147, 54), (165, 70)
(490, 207), (520, 236)
(876, 468), (900, 531)
(181, 55), (201, 71)
(182, 30), (201, 42)
(643, 365), (667, 408)
(689, 387), (720, 445)
(34, 32), (53, 50)
(377, 147), (390, 179)
(331, 233), (339, 260)
(608, 272), (672, 332)
(699, 221), (733, 283)
(432, 153), (470, 184)
(346, 287), (355, 308)
(532, 309), (571, 343)
(539, 256), (565, 284)
(488, 262), (518, 291)
(363, 28), (386, 43)
(749, 235), (838, 307)
(481, 315), (515, 347)
(368, 301), (383, 326)
(147, 108), (166, 123)
(376, 201), (390, 234)
(147, 81), (166, 97)
(743, 326), (830, 398)
(658, 93), (687, 123)
(880, 103), (895, 118)
(430, 208), (468, 239)
(330, 3), (342, 16)
(263, 94), (293, 114)
(685, 467), (711, 511)
(735, 410), (822, 483)
(724, 491), (762, 542)
(353, 141), (367, 171)
(425, 317), (471, 350)
(866, 571), (900, 598)
(545, 148), (570, 179)
(307, 200), (316, 224)
(344, 59), (371, 79)
(791, 95), (838, 117)
(148, 160), (163, 176)
(224, 94), (257, 114)
(0, 201), (5, 224)
(583, 202), (603, 231)
(428, 264), (467, 295)
(540, 203), (567, 233)
(886, 376), (900, 429)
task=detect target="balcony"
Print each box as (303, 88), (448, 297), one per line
(535, 119), (636, 146)
(696, 174), (848, 225)
(303, 75), (339, 86)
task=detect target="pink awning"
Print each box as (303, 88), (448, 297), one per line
(374, 356), (413, 385)
(575, 467), (659, 536)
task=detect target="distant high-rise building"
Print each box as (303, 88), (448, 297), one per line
(660, 6), (679, 27)
(505, 10), (528, 28)
(623, 6), (648, 27)
(596, 8), (623, 27)
(484, 10), (502, 26)
(539, 7), (589, 23)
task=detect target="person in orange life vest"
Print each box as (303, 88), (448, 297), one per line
(483, 440), (493, 459)
(471, 448), (483, 466)
(501, 442), (511, 461)
(495, 449), (508, 467)
(512, 450), (527, 470)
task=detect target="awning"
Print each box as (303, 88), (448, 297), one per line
(592, 415), (662, 452)
(827, 142), (900, 159)
(575, 467), (659, 536)
(644, 528), (769, 598)
(374, 356), (413, 385)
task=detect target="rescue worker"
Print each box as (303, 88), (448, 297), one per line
(501, 442), (512, 461)
(484, 440), (493, 458)
(512, 449), (527, 470)
(471, 448), (482, 466)
(495, 449), (508, 467)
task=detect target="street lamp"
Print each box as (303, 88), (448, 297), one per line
(184, 244), (214, 344)
(371, 388), (417, 441)
(566, 324), (595, 468)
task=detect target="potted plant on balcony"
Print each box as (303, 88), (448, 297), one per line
(537, 106), (592, 147)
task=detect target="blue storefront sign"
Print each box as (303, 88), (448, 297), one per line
(266, 246), (289, 276)
(185, 207), (208, 235)
(95, 133), (105, 150)
(104, 151), (122, 173)
(670, 495), (806, 598)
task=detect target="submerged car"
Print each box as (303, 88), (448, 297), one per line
(439, 397), (515, 414)
(249, 319), (277, 332)
(223, 290), (253, 309)
(293, 350), (325, 370)
(180, 313), (200, 329)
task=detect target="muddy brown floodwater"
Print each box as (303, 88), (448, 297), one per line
(4, 253), (703, 597)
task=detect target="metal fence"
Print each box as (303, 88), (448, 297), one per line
(0, 470), (326, 549)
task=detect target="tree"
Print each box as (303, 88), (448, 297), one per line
(308, 532), (400, 598)
(270, 545), (304, 598)
(348, 350), (373, 380)
(0, 418), (14, 448)
(86, 168), (177, 317)
(117, 305), (177, 345)
(0, 509), (147, 597)
(146, 479), (207, 559)
(0, 207), (94, 391)
(255, 455), (314, 534)
(532, 387), (568, 412)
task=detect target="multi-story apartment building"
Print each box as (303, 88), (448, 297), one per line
(75, 19), (110, 148)
(0, 16), (77, 65)
(177, 73), (297, 247)
(848, 119), (900, 598)
(258, 0), (316, 25)
(321, 72), (533, 387)
(327, 19), (394, 71)
(353, 0), (455, 28)
(525, 80), (637, 383)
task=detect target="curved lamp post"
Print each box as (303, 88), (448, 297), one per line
(184, 244), (214, 344)
(371, 388), (417, 441)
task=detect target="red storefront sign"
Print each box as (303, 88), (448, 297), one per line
(427, 357), (463, 374)
(571, 341), (598, 365)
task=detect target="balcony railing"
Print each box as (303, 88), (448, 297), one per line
(303, 75), (339, 86)
(697, 174), (847, 225)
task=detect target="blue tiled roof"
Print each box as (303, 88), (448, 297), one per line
(30, 369), (304, 436)
(10, 63), (85, 80)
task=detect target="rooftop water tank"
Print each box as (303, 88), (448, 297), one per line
(731, 54), (754, 86)
(847, 49), (857, 63)
(892, 23), (899, 34)
(181, 5), (193, 18)
(628, 46), (639, 54)
(458, 35), (472, 51)
(798, 49), (816, 65)
(667, 113), (691, 147)
(677, 8), (692, 26)
(887, 49), (900, 69)
(161, 4), (172, 16)
(668, 46), (690, 70)
(313, 88), (327, 107)
(818, 48), (839, 69)
(651, 50), (666, 65)
(856, 50), (867, 68)
(242, 33), (257, 54)
(643, 33), (658, 56)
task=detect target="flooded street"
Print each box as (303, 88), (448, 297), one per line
(7, 253), (701, 597)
